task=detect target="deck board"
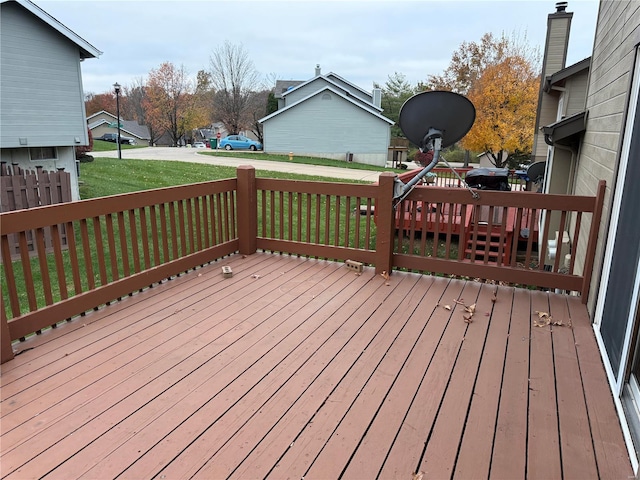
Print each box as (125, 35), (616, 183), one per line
(526, 290), (562, 480)
(0, 252), (633, 479)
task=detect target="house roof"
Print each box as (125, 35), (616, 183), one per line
(542, 110), (587, 146)
(282, 75), (382, 112)
(87, 111), (150, 140)
(283, 73), (373, 100)
(259, 85), (394, 125)
(1, 0), (102, 59)
(325, 72), (374, 101)
(543, 57), (591, 92)
(275, 80), (305, 98)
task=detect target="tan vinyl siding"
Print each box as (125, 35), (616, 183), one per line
(564, 72), (589, 116)
(576, 0), (640, 313)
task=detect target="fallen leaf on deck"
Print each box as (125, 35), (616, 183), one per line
(463, 312), (473, 323)
(412, 472), (424, 480)
(491, 293), (497, 303)
(444, 305), (451, 310)
(381, 271), (389, 281)
(534, 311), (552, 327)
(465, 303), (476, 314)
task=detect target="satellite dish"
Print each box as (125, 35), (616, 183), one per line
(526, 161), (546, 183)
(398, 91), (476, 149)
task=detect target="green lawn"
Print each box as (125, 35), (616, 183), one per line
(201, 150), (409, 173)
(79, 157), (367, 199)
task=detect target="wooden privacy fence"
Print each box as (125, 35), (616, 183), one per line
(0, 166), (605, 363)
(1, 163), (72, 258)
(0, 163), (72, 211)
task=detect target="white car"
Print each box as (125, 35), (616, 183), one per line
(193, 142), (206, 148)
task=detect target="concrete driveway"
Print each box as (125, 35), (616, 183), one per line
(97, 147), (404, 183)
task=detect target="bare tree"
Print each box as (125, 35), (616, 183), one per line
(209, 41), (260, 134)
(245, 89), (271, 144)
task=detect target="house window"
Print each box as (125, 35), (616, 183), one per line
(322, 93), (332, 100)
(29, 147), (57, 161)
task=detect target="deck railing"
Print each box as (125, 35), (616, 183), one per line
(0, 166), (605, 363)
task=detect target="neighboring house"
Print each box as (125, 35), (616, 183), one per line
(0, 0), (101, 201)
(535, 0), (640, 472)
(260, 65), (393, 166)
(87, 111), (151, 146)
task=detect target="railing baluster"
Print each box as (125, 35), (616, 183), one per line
(49, 223), (68, 300)
(128, 210), (141, 273)
(65, 221), (82, 296)
(80, 219), (95, 290)
(35, 227), (53, 306)
(117, 211), (130, 278)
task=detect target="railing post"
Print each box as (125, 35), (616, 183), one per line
(237, 165), (257, 255)
(375, 172), (396, 276)
(1, 307), (14, 364)
(581, 179), (606, 303)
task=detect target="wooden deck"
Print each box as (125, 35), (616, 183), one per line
(0, 253), (632, 479)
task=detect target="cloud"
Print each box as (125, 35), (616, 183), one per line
(38, 0), (599, 94)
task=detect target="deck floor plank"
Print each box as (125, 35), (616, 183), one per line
(329, 276), (456, 480)
(526, 290), (562, 480)
(157, 266), (418, 478)
(210, 275), (423, 478)
(549, 293), (599, 479)
(418, 282), (494, 478)
(489, 287), (531, 479)
(567, 296), (634, 478)
(375, 279), (469, 479)
(275, 275), (445, 480)
(0, 253), (633, 479)
(453, 285), (514, 479)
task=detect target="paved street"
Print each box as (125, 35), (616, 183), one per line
(97, 147), (412, 182)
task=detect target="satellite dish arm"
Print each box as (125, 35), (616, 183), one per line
(393, 129), (442, 203)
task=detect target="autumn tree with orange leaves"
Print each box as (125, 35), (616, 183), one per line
(462, 55), (539, 168)
(422, 32), (540, 168)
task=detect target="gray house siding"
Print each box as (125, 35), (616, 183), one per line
(576, 0), (640, 314)
(1, 3), (88, 149)
(263, 92), (390, 166)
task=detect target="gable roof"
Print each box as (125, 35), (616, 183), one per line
(325, 72), (374, 100)
(1, 0), (102, 59)
(259, 86), (394, 125)
(282, 75), (382, 112)
(543, 57), (591, 92)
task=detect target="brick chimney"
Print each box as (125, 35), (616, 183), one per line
(531, 2), (574, 163)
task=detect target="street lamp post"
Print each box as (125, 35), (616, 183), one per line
(113, 82), (121, 160)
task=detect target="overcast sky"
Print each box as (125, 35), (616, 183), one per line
(37, 0), (600, 95)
